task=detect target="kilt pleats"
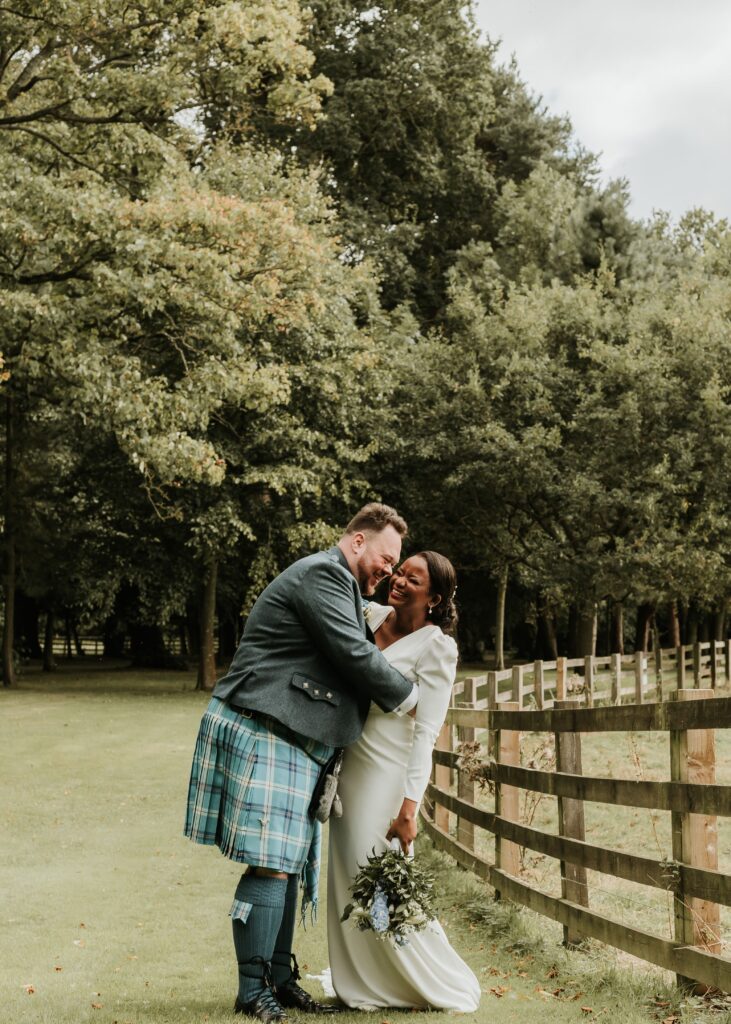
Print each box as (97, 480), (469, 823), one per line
(184, 697), (331, 876)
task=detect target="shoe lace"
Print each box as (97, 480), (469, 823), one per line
(272, 951), (302, 987)
(245, 955), (275, 991)
(257, 987), (285, 1016)
(288, 954), (302, 984)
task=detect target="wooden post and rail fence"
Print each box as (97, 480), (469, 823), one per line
(423, 638), (731, 992)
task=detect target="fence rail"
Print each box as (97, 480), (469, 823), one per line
(427, 648), (731, 993)
(454, 639), (731, 710)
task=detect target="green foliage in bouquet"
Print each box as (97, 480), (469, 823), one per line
(341, 847), (437, 946)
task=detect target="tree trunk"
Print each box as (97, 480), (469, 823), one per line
(668, 600), (681, 648)
(43, 610), (56, 672)
(103, 614), (127, 658)
(72, 619), (85, 656)
(686, 605), (698, 646)
(576, 606), (597, 657)
(2, 395), (16, 686)
(129, 623), (170, 667)
(177, 618), (189, 657)
(566, 604), (578, 658)
(635, 603), (654, 653)
(536, 592), (558, 660)
(494, 565), (508, 671)
(712, 606), (727, 642)
(16, 591), (42, 659)
(611, 601), (624, 655)
(197, 559), (218, 691)
(64, 614), (73, 658)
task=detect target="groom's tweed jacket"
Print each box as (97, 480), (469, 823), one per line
(213, 547), (412, 747)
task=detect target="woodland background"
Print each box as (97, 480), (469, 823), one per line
(1, 0), (729, 688)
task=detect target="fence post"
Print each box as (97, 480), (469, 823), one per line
(555, 698), (589, 947)
(584, 655), (595, 707)
(512, 664), (525, 707)
(670, 688), (720, 990)
(494, 700), (520, 896)
(725, 640), (731, 686)
(709, 641), (718, 690)
(534, 660), (545, 709)
(555, 657), (567, 702)
(677, 645), (687, 689)
(655, 645), (664, 701)
(433, 716), (452, 832)
(486, 671), (498, 760)
(456, 678), (476, 850)
(610, 653), (622, 705)
(692, 643), (701, 687)
(634, 651), (644, 704)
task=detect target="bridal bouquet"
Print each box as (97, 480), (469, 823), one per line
(341, 847), (437, 947)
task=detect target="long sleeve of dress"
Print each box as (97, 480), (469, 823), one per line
(403, 630), (458, 803)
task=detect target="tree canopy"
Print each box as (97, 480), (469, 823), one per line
(1, 0), (729, 683)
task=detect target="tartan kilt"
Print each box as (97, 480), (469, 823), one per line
(184, 697), (333, 874)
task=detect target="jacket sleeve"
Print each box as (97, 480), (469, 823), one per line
(292, 559), (413, 712)
(403, 631), (458, 803)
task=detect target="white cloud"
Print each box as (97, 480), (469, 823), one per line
(472, 0), (731, 220)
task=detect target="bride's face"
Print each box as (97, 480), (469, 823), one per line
(387, 556), (433, 617)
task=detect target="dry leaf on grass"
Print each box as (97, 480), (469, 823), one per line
(23, 985), (35, 994)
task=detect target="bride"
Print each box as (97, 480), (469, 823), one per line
(327, 551), (481, 1012)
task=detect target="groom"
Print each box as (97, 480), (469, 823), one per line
(211, 503), (417, 1021)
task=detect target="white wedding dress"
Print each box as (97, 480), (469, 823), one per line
(327, 604), (481, 1011)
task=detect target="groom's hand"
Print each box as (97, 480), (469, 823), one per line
(386, 798), (418, 853)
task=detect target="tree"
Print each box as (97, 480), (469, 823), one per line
(271, 0), (589, 321)
(0, 0), (360, 683)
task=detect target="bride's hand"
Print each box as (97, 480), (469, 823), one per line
(386, 798), (418, 853)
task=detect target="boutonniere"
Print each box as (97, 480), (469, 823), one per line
(363, 601), (373, 624)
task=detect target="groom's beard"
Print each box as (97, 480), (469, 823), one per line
(354, 561), (377, 596)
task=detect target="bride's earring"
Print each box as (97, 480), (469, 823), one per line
(427, 605), (432, 617)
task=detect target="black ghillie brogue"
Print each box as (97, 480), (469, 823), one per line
(234, 957), (288, 1021)
(233, 989), (288, 1022)
(274, 955), (346, 1014)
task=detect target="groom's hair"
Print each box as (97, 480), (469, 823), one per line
(344, 502), (407, 537)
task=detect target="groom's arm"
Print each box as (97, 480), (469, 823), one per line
(293, 559), (416, 713)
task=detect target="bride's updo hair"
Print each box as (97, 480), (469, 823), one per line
(414, 550), (458, 636)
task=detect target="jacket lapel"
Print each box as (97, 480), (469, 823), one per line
(331, 546), (368, 637)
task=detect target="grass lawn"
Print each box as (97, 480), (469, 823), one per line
(2, 662), (731, 1024)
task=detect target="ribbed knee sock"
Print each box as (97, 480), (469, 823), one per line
(231, 873), (288, 1004)
(271, 874), (299, 987)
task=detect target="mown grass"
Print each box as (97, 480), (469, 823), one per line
(2, 662), (731, 1024)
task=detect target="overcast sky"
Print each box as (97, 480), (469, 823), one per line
(472, 0), (731, 223)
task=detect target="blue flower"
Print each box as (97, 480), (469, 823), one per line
(369, 884), (390, 934)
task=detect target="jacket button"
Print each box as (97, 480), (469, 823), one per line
(326, 692), (332, 699)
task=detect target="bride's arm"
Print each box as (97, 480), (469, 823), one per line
(386, 632), (458, 851)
